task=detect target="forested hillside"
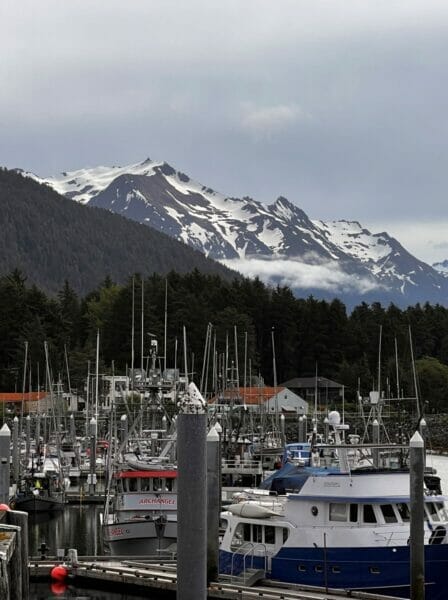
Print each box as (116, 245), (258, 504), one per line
(0, 169), (235, 294)
(2, 269), (448, 412)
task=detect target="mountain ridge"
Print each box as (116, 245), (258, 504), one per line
(0, 168), (237, 295)
(24, 159), (448, 307)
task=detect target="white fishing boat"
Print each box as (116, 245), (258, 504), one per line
(103, 460), (178, 555)
(102, 337), (180, 556)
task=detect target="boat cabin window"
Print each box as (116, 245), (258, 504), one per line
(128, 478), (138, 492)
(380, 504), (398, 524)
(435, 502), (448, 521)
(329, 503), (347, 522)
(253, 524), (263, 543)
(363, 504), (377, 524)
(349, 504), (358, 523)
(230, 523), (286, 550)
(397, 503), (410, 522)
(165, 478), (174, 491)
(265, 526), (275, 545)
(426, 502), (448, 522)
(153, 478), (162, 491)
(140, 478), (151, 492)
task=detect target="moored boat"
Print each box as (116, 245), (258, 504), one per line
(220, 423), (448, 600)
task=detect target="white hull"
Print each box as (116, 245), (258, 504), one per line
(103, 518), (177, 556)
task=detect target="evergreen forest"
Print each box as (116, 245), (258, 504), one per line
(2, 268), (448, 414)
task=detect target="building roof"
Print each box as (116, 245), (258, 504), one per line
(0, 392), (47, 404)
(209, 386), (306, 405)
(281, 376), (343, 389)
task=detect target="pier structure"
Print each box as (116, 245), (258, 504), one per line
(29, 556), (407, 600)
(0, 508), (29, 600)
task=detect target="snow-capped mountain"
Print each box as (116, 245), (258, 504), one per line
(26, 159), (448, 307)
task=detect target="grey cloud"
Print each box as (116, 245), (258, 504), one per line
(2, 1), (448, 262)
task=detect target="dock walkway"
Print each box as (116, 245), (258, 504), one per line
(30, 558), (407, 600)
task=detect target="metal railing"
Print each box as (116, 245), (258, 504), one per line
(230, 541), (267, 583)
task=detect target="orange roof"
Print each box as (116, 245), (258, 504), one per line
(210, 387), (286, 405)
(0, 392), (47, 403)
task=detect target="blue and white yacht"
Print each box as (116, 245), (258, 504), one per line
(220, 412), (448, 600)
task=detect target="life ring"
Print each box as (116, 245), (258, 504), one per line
(429, 525), (446, 545)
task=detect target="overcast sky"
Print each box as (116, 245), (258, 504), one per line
(2, 0), (448, 264)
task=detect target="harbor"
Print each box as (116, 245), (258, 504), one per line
(1, 304), (448, 600)
(6, 415), (448, 600)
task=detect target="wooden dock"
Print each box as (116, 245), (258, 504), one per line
(29, 558), (407, 600)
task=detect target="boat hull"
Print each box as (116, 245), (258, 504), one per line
(14, 494), (65, 513)
(103, 519), (177, 556)
(220, 544), (448, 600)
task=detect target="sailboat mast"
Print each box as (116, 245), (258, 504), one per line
(131, 275), (135, 389)
(271, 328), (279, 429)
(95, 329), (100, 420)
(409, 326), (421, 420)
(164, 279), (168, 373)
(141, 279), (145, 375)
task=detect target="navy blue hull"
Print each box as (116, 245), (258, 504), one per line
(220, 545), (448, 600)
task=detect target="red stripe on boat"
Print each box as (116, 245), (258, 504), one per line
(115, 470), (177, 479)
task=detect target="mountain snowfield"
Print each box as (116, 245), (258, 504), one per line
(25, 159), (448, 307)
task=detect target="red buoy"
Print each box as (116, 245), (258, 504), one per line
(50, 565), (68, 581)
(0, 503), (10, 511)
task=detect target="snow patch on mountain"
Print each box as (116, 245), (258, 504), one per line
(433, 260), (448, 277)
(313, 220), (392, 263)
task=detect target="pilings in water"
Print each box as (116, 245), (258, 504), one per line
(12, 418), (19, 483)
(410, 430), (425, 600)
(0, 424), (11, 505)
(0, 508), (29, 600)
(177, 383), (207, 600)
(207, 425), (220, 584)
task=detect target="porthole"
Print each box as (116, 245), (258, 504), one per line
(369, 567), (381, 575)
(332, 566), (341, 574)
(311, 506), (319, 516)
(314, 565), (323, 573)
(298, 565), (307, 573)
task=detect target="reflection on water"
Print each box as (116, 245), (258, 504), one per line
(29, 505), (104, 557)
(30, 581), (172, 600)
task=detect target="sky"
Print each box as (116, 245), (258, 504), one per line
(1, 0), (448, 265)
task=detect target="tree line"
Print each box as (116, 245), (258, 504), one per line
(1, 268), (448, 412)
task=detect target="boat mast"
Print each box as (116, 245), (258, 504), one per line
(131, 275), (135, 390)
(95, 329), (100, 421)
(164, 279), (168, 374)
(141, 278), (145, 375)
(271, 327), (279, 430)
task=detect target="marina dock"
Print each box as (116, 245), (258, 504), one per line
(29, 558), (407, 600)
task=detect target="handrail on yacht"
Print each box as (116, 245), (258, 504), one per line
(230, 541), (267, 583)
